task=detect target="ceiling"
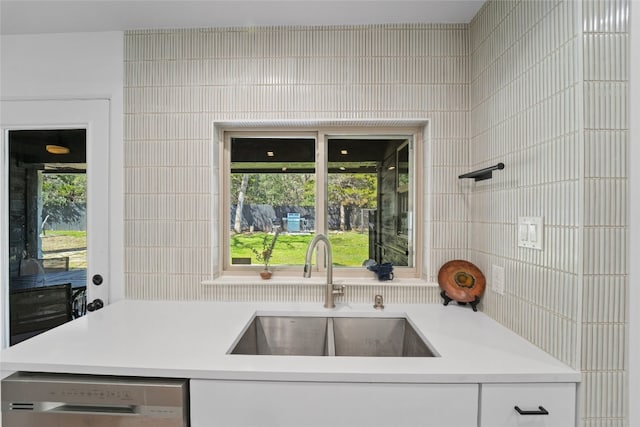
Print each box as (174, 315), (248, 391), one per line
(0, 1), (485, 35)
(231, 137), (407, 174)
(9, 129), (87, 172)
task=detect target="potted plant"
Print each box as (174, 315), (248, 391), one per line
(252, 228), (280, 279)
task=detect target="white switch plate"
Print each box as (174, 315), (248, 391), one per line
(518, 216), (543, 250)
(492, 264), (505, 295)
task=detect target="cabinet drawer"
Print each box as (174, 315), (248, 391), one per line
(480, 383), (576, 427)
(191, 380), (478, 427)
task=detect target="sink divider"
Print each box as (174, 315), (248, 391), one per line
(326, 318), (336, 357)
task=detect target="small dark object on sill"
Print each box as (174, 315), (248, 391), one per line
(367, 262), (394, 281)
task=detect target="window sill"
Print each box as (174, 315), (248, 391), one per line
(202, 275), (438, 288)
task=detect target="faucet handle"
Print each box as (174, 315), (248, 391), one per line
(332, 284), (345, 296)
(373, 294), (384, 309)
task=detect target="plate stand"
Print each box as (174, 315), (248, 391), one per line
(440, 291), (480, 312)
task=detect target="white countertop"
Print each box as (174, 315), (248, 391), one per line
(0, 300), (580, 383)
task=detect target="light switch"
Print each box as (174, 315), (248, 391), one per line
(518, 216), (543, 250)
(528, 224), (537, 242)
(519, 224), (528, 241)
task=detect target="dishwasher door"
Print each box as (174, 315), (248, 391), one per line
(2, 372), (189, 427)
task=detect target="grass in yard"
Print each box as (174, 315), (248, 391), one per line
(40, 230), (87, 269)
(230, 231), (369, 267)
(43, 230), (87, 239)
(327, 232), (371, 266)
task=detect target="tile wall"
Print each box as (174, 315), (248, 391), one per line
(124, 25), (470, 301)
(581, 0), (629, 425)
(469, 0), (582, 372)
(124, 5), (629, 424)
(469, 0), (629, 426)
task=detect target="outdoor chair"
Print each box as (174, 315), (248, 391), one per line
(71, 286), (87, 318)
(9, 283), (73, 345)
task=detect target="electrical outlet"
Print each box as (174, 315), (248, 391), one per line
(492, 264), (505, 295)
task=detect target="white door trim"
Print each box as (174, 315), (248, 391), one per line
(1, 98), (112, 348)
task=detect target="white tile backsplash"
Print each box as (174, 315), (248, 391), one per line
(125, 24), (470, 291)
(470, 0), (629, 425)
(124, 3), (629, 423)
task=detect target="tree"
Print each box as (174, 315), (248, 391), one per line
(231, 173), (315, 206)
(328, 173), (377, 230)
(233, 174), (249, 233)
(41, 174), (87, 224)
(230, 172), (375, 231)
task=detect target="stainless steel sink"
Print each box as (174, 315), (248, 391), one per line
(332, 317), (435, 357)
(230, 315), (436, 357)
(231, 316), (329, 356)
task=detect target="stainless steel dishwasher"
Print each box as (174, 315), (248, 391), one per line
(2, 371), (189, 426)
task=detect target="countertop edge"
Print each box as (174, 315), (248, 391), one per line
(0, 361), (581, 384)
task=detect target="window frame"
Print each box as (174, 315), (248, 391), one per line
(219, 125), (424, 279)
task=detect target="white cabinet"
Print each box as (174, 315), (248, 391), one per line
(190, 380), (479, 427)
(191, 380), (578, 427)
(480, 383), (576, 427)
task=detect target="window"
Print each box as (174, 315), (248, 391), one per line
(222, 127), (420, 277)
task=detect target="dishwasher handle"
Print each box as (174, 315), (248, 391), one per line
(50, 403), (137, 415)
(7, 401), (137, 416)
(8, 401), (184, 417)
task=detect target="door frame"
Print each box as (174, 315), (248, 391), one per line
(1, 99), (112, 348)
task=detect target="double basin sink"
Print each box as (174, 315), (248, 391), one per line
(230, 315), (437, 357)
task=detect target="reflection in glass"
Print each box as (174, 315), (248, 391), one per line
(328, 137), (413, 267)
(7, 129), (88, 345)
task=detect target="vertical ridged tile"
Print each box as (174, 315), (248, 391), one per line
(125, 24), (469, 301)
(470, 0), (629, 424)
(203, 283), (441, 304)
(582, 275), (627, 323)
(584, 130), (627, 178)
(582, 4), (630, 424)
(470, 0), (583, 367)
(125, 8), (629, 425)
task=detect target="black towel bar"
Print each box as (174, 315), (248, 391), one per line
(458, 163), (504, 181)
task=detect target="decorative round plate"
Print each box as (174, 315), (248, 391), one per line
(437, 260), (486, 303)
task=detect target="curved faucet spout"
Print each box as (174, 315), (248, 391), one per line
(303, 234), (344, 308)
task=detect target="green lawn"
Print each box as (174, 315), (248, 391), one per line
(230, 231), (370, 267)
(40, 230), (87, 269)
(40, 229), (370, 270)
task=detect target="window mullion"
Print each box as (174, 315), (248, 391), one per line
(222, 132), (232, 271)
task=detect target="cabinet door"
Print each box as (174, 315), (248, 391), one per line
(480, 383), (576, 427)
(191, 380), (478, 427)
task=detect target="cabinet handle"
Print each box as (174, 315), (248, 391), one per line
(514, 406), (549, 416)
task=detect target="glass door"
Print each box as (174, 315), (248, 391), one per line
(1, 100), (110, 347)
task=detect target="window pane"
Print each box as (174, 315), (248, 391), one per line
(327, 137), (413, 268)
(229, 137), (315, 267)
(327, 172), (377, 266)
(227, 133), (415, 272)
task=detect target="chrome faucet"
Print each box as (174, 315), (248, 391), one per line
(303, 234), (344, 308)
